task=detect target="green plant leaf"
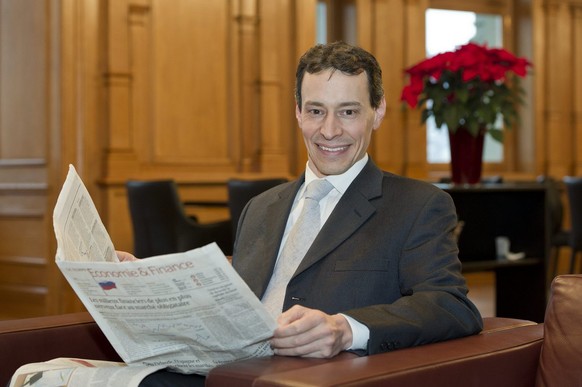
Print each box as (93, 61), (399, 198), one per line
(489, 128), (504, 143)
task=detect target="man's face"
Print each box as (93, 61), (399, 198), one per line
(296, 69), (386, 177)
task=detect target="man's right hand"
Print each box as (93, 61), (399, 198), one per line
(270, 305), (353, 358)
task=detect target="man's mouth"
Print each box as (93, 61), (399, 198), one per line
(319, 145), (348, 153)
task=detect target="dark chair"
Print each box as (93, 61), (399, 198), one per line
(439, 175), (503, 184)
(227, 178), (288, 238)
(562, 176), (582, 273)
(126, 180), (233, 257)
(537, 175), (570, 277)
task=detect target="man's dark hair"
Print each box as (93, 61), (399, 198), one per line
(295, 41), (384, 110)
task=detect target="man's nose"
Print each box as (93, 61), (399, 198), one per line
(320, 115), (342, 139)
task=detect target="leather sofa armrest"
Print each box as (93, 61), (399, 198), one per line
(207, 317), (544, 387)
(0, 312), (121, 386)
(536, 274), (582, 386)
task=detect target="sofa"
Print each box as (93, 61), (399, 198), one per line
(1, 274), (580, 387)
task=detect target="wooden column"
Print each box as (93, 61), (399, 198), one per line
(256, 0), (301, 175)
(572, 5), (582, 174)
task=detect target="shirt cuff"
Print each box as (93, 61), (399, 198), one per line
(340, 313), (369, 351)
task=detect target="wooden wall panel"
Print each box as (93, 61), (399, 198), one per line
(0, 211), (48, 319)
(534, 0), (582, 176)
(0, 280), (46, 319)
(0, 0), (47, 159)
(573, 5), (582, 174)
(2, 0), (580, 319)
(258, 0), (297, 174)
(105, 0), (242, 176)
(102, 0), (296, 253)
(366, 0), (408, 176)
(514, 0), (535, 173)
(43, 0), (105, 317)
(402, 0), (430, 179)
(0, 0), (51, 320)
(546, 3), (572, 176)
(151, 1), (232, 164)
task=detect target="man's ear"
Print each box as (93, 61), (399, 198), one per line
(373, 97), (387, 130)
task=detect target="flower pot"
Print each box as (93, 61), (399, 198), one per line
(448, 128), (485, 185)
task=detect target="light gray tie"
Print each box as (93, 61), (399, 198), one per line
(262, 179), (334, 318)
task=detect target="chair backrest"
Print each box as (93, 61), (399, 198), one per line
(126, 180), (186, 257)
(536, 274), (582, 386)
(227, 178), (288, 237)
(126, 180), (234, 257)
(537, 175), (564, 236)
(563, 177), (582, 250)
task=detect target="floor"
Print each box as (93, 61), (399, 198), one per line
(465, 272), (495, 318)
(467, 251), (582, 321)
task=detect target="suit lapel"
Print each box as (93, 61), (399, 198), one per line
(295, 160), (384, 275)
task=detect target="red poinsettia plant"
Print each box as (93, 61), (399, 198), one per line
(401, 42), (532, 142)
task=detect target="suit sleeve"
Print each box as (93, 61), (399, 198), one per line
(344, 189), (483, 355)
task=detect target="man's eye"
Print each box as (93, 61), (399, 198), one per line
(309, 109), (323, 115)
(342, 109), (357, 116)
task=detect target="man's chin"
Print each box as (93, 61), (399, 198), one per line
(312, 163), (351, 177)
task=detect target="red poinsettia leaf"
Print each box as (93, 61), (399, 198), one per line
(488, 48), (532, 78)
(400, 73), (426, 107)
(400, 85), (419, 107)
(490, 47), (518, 62)
(451, 44), (489, 79)
(461, 68), (479, 82)
(405, 51), (455, 79)
(510, 58), (532, 77)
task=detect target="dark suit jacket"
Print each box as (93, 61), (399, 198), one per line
(232, 159), (483, 355)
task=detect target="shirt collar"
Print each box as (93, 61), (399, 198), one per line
(303, 154), (369, 195)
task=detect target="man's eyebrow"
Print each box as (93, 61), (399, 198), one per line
(303, 101), (363, 108)
(303, 101), (325, 107)
(337, 102), (363, 108)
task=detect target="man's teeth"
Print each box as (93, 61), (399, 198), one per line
(320, 145), (347, 152)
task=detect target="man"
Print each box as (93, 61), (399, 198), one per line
(140, 41), (482, 385)
(233, 41), (482, 358)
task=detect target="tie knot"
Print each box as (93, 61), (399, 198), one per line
(304, 179), (333, 202)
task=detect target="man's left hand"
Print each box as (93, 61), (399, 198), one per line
(270, 305), (353, 358)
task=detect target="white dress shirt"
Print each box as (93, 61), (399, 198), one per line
(275, 154), (370, 351)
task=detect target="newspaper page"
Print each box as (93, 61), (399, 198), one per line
(52, 165), (277, 376)
(9, 358), (164, 387)
(53, 165), (118, 263)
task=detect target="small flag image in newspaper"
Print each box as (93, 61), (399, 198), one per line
(99, 281), (117, 291)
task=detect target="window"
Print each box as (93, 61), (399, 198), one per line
(425, 9), (504, 164)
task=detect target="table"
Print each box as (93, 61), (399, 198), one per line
(438, 182), (550, 322)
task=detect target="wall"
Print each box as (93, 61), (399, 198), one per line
(0, 0), (579, 318)
(533, 0), (582, 176)
(0, 0), (52, 318)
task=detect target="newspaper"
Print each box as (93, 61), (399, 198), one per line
(10, 165), (277, 386)
(9, 358), (162, 387)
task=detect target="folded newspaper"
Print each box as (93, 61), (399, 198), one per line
(10, 165), (277, 387)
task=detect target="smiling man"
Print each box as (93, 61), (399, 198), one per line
(233, 41), (483, 358)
